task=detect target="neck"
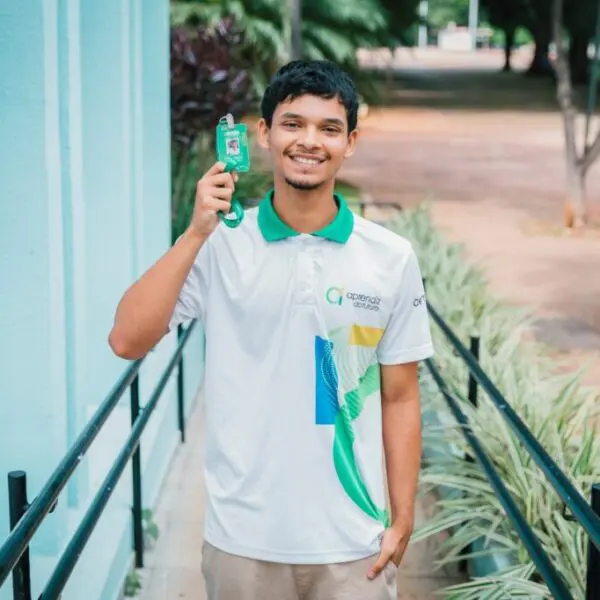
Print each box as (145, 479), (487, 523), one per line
(271, 175), (338, 234)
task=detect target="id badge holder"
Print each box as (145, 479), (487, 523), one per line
(216, 114), (251, 229)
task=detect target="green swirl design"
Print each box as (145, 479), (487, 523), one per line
(332, 363), (390, 526)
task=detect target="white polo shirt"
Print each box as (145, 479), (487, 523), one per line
(169, 191), (434, 564)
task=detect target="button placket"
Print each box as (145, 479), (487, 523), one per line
(293, 239), (321, 306)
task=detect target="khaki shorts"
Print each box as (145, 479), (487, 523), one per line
(201, 542), (398, 600)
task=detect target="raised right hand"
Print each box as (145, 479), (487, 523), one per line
(188, 162), (238, 238)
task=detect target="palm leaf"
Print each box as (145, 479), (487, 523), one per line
(303, 0), (388, 32)
(302, 24), (358, 65)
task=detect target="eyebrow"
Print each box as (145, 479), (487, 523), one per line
(280, 112), (345, 127)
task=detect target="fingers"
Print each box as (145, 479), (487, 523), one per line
(208, 172), (234, 188)
(367, 548), (393, 580)
(204, 198), (231, 215)
(207, 185), (233, 201)
(205, 162), (239, 182)
(206, 161), (227, 176)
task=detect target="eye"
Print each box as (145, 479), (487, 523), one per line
(283, 121), (300, 129)
(324, 126), (341, 134)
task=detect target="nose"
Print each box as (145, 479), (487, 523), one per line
(298, 125), (320, 149)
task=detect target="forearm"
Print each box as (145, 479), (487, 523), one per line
(382, 388), (422, 527)
(109, 227), (207, 359)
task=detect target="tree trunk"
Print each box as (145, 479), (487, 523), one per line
(503, 27), (515, 72)
(287, 0), (302, 60)
(527, 30), (553, 76)
(564, 162), (586, 228)
(553, 0), (587, 227)
(568, 32), (589, 84)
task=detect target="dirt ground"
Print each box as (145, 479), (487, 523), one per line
(341, 47), (600, 391)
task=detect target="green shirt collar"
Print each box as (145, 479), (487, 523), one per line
(257, 190), (354, 244)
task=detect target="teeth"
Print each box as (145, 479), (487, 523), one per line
(293, 157), (321, 165)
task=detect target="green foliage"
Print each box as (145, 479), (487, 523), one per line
(170, 0), (393, 92)
(142, 509), (160, 546)
(170, 19), (255, 148)
(377, 0), (421, 46)
(514, 26), (534, 46)
(171, 0), (286, 93)
(490, 26), (533, 48)
(124, 571), (141, 597)
(441, 564), (552, 598)
(388, 204), (600, 598)
(426, 0), (471, 29)
(170, 16), (259, 242)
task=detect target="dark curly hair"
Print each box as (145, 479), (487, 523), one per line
(260, 60), (359, 134)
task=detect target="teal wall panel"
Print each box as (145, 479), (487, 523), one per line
(0, 3), (70, 589)
(0, 0), (203, 598)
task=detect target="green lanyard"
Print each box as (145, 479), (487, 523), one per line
(216, 114), (250, 229)
(218, 161), (245, 229)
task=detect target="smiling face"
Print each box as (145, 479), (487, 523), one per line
(258, 94), (358, 191)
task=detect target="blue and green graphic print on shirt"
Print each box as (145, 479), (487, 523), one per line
(315, 325), (390, 527)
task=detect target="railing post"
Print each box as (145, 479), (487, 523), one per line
(468, 335), (480, 408)
(130, 374), (144, 568)
(458, 334), (480, 573)
(586, 483), (600, 600)
(177, 324), (186, 443)
(8, 471), (32, 600)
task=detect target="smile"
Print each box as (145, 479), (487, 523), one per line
(290, 156), (325, 167)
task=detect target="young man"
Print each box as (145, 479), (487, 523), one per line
(109, 60), (434, 600)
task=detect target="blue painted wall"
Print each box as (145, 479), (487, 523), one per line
(0, 1), (205, 599)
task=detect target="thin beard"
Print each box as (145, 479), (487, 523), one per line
(284, 177), (324, 191)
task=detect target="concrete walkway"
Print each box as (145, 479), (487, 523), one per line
(135, 393), (463, 600)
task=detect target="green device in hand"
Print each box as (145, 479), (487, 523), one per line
(216, 114), (251, 229)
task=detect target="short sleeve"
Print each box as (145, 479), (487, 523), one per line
(377, 246), (434, 365)
(168, 239), (211, 331)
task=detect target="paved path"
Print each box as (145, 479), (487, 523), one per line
(135, 395), (463, 600)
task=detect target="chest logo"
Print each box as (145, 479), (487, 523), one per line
(325, 286), (381, 312)
(325, 287), (345, 306)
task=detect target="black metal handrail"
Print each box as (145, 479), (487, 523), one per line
(426, 359), (573, 599)
(0, 321), (197, 600)
(426, 300), (600, 599)
(0, 360), (142, 587)
(427, 302), (600, 552)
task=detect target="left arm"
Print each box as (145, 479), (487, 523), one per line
(367, 361), (422, 579)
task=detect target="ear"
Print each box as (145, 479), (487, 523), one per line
(344, 128), (359, 159)
(257, 118), (270, 150)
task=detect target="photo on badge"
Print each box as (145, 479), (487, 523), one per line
(227, 137), (240, 156)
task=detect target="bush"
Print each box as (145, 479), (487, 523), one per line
(388, 204), (600, 599)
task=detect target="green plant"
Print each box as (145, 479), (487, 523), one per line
(124, 570), (141, 597)
(171, 0), (286, 94)
(170, 0), (394, 99)
(142, 509), (160, 549)
(387, 204), (600, 598)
